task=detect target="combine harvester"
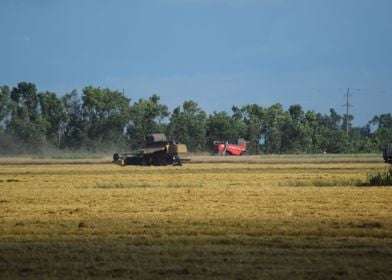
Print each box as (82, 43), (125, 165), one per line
(113, 134), (187, 166)
(383, 143), (392, 164)
(212, 138), (248, 156)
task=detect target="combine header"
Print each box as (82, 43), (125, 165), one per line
(113, 134), (187, 166)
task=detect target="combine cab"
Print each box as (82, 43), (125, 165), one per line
(113, 134), (187, 166)
(213, 138), (247, 156)
(383, 143), (392, 164)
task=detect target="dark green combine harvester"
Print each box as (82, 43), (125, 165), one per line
(113, 134), (188, 166)
(383, 143), (392, 164)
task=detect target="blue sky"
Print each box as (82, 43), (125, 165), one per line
(1, 0), (391, 126)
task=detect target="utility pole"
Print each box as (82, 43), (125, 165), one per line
(344, 88), (352, 137)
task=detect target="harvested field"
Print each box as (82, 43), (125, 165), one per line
(0, 156), (391, 279)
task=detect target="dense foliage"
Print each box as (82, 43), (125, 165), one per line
(0, 82), (391, 154)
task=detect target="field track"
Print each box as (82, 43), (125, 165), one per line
(0, 156), (391, 279)
(0, 154), (384, 165)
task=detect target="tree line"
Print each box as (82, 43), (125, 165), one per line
(0, 82), (391, 155)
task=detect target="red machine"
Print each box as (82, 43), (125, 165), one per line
(213, 138), (248, 156)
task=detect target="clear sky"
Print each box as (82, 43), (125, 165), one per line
(1, 0), (391, 126)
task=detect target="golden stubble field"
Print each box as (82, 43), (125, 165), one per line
(0, 157), (391, 279)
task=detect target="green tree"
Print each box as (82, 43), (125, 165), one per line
(240, 104), (266, 154)
(0, 86), (11, 126)
(313, 109), (352, 153)
(303, 110), (325, 153)
(0, 85), (12, 153)
(1, 81), (388, 154)
(288, 104), (305, 123)
(370, 113), (392, 151)
(61, 90), (87, 150)
(126, 94), (168, 149)
(281, 104), (312, 153)
(264, 104), (288, 154)
(38, 91), (67, 149)
(206, 111), (247, 148)
(8, 82), (47, 149)
(24, 116), (48, 148)
(371, 113), (392, 129)
(82, 86), (131, 149)
(167, 101), (207, 152)
(349, 126), (376, 153)
(373, 127), (392, 150)
(342, 113), (354, 135)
